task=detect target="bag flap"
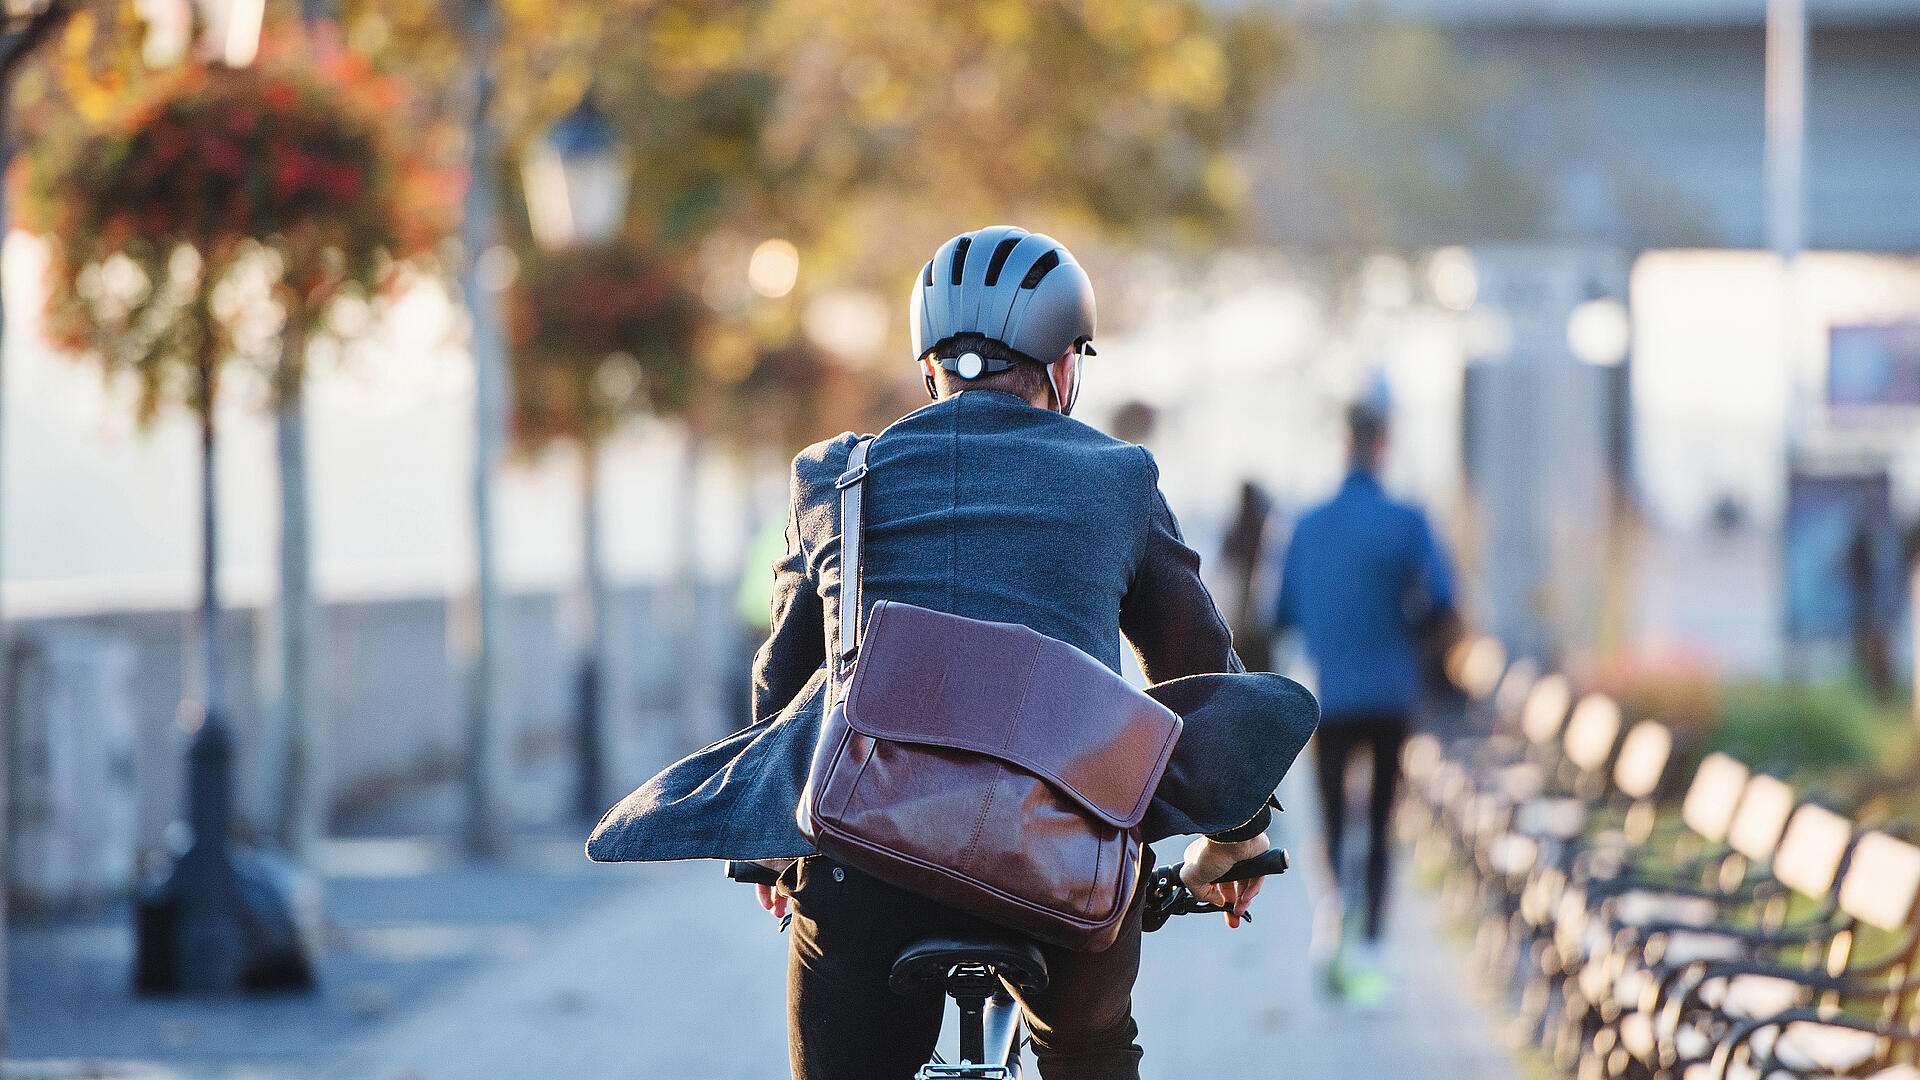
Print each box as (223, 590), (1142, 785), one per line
(842, 601), (1181, 829)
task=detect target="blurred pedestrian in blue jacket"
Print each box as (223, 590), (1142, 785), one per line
(1274, 398), (1456, 1007)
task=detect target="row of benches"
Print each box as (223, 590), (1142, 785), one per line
(1403, 644), (1920, 1080)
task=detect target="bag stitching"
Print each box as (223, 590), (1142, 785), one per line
(833, 727), (875, 822)
(1003, 635), (1043, 754)
(1085, 826), (1104, 916)
(957, 769), (998, 875)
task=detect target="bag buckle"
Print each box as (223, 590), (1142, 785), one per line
(835, 463), (868, 489)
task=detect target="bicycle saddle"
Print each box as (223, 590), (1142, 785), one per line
(889, 932), (1050, 994)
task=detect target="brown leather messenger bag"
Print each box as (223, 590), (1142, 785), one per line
(796, 436), (1183, 952)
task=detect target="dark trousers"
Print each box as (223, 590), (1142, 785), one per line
(1311, 712), (1410, 942)
(782, 855), (1145, 1079)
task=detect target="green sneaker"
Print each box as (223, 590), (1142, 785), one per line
(1341, 941), (1394, 1012)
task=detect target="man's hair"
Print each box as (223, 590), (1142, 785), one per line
(1348, 402), (1387, 462)
(927, 332), (1051, 401)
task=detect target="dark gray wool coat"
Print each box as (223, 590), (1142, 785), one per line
(587, 390), (1319, 864)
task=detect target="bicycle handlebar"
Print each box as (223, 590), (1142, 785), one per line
(1141, 848), (1290, 933)
(725, 860), (782, 887)
(728, 847), (1290, 935)
(1168, 847), (1292, 885)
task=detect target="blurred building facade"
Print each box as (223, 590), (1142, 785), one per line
(1255, 0), (1920, 679)
(1261, 0), (1920, 252)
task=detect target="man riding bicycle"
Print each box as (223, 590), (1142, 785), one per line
(589, 227), (1318, 1078)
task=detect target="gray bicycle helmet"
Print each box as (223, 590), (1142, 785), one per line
(910, 226), (1097, 385)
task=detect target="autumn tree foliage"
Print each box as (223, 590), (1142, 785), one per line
(506, 243), (700, 451)
(345, 0), (1289, 451)
(26, 41), (453, 413)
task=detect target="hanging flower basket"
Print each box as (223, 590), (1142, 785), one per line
(26, 48), (455, 415)
(506, 242), (698, 449)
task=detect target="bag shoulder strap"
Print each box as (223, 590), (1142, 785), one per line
(834, 436), (876, 670)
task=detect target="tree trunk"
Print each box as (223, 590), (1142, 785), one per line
(0, 74), (12, 1057)
(456, 0), (508, 856)
(272, 315), (323, 863)
(200, 359), (223, 724)
(576, 440), (608, 818)
(674, 429), (705, 752)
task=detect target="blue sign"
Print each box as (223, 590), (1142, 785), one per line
(1829, 322), (1920, 408)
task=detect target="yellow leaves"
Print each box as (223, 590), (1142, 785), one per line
(1079, 0), (1133, 47)
(61, 10), (128, 124)
(840, 55), (911, 125)
(346, 11), (391, 55)
(499, 0), (546, 26)
(697, 323), (756, 385)
(979, 0), (1031, 45)
(1203, 153), (1249, 211)
(1140, 2), (1184, 46)
(840, 55), (886, 100)
(1148, 33), (1225, 111)
(650, 9), (748, 95)
(540, 59), (593, 118)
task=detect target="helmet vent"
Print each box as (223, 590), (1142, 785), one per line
(1019, 250), (1061, 289)
(922, 260), (934, 287)
(949, 236), (972, 283)
(982, 237), (1023, 287)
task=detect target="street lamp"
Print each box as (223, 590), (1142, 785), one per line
(523, 94), (631, 250)
(522, 93), (633, 820)
(195, 0), (264, 67)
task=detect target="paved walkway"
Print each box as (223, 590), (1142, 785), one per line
(316, 775), (1521, 1079)
(12, 778), (1523, 1080)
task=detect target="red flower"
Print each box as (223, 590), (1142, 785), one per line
(275, 153), (312, 202)
(202, 137), (244, 179)
(325, 162), (362, 200)
(226, 106), (259, 137)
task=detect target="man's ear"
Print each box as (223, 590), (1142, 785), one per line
(923, 356), (940, 400)
(1051, 351), (1081, 415)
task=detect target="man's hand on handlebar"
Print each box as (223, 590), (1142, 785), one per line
(1179, 833), (1271, 929)
(750, 858), (795, 920)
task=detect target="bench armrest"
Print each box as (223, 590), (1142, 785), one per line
(1702, 1008), (1920, 1080)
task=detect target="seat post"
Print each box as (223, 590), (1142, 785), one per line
(947, 963), (998, 1064)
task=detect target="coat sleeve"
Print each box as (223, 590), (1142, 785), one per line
(1119, 449), (1245, 684)
(749, 476), (826, 728)
(1118, 450), (1303, 843)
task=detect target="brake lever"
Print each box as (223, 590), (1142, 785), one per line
(1141, 855), (1279, 932)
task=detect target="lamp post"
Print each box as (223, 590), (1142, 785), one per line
(129, 8), (311, 995)
(521, 94), (632, 819)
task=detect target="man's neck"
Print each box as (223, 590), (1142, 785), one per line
(947, 388), (1056, 411)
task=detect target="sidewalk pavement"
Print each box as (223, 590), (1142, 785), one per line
(322, 849), (1522, 1080)
(11, 778), (1522, 1079)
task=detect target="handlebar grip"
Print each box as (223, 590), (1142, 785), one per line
(1214, 848), (1289, 883)
(1167, 848), (1290, 886)
(725, 860), (782, 886)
